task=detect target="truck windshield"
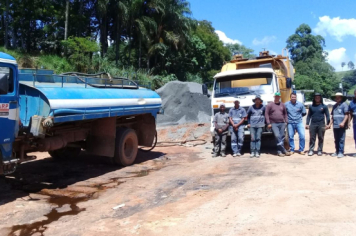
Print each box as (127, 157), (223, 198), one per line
(214, 73), (273, 97)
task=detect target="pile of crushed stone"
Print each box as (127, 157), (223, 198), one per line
(156, 81), (211, 125)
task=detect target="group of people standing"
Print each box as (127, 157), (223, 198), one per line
(213, 91), (354, 158)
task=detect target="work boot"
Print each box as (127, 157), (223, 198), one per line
(255, 152), (260, 158)
(317, 151), (322, 156)
(278, 153), (285, 157)
(299, 151), (306, 155)
(221, 153), (226, 157)
(236, 153), (241, 157)
(308, 151), (314, 156)
(250, 152), (255, 158)
(285, 151), (291, 156)
(352, 154), (356, 157)
(212, 153), (218, 158)
(331, 153), (337, 157)
(337, 153), (344, 158)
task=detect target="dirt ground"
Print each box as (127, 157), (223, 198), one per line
(1, 123), (356, 236)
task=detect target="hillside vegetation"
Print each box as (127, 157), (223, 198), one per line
(0, 1), (347, 95)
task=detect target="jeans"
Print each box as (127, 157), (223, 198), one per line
(271, 123), (287, 154)
(309, 124), (325, 152)
(287, 123), (305, 152)
(250, 127), (263, 153)
(333, 128), (346, 154)
(230, 126), (244, 154)
(214, 131), (227, 154)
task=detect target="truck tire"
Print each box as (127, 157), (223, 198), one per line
(49, 147), (81, 159)
(113, 128), (138, 166)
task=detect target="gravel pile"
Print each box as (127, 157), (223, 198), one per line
(156, 81), (211, 125)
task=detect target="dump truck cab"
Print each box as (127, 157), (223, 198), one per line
(210, 50), (294, 138)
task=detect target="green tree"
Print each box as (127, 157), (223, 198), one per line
(225, 43), (255, 59)
(61, 36), (100, 72)
(342, 62), (346, 70)
(286, 24), (339, 99)
(348, 61), (354, 70)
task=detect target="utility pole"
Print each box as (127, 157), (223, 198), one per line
(64, 0), (69, 41)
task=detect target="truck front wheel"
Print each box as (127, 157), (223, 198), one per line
(49, 147), (81, 159)
(113, 128), (138, 166)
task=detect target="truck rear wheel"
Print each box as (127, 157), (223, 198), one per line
(113, 128), (138, 166)
(49, 147), (81, 159)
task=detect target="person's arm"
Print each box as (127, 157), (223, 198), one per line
(339, 104), (349, 128)
(265, 104), (271, 125)
(228, 109), (234, 126)
(223, 115), (230, 131)
(325, 105), (331, 126)
(247, 107), (252, 125)
(283, 103), (288, 123)
(213, 114), (218, 130)
(348, 105), (353, 129)
(306, 107), (311, 129)
(327, 107), (334, 129)
(302, 104), (307, 117)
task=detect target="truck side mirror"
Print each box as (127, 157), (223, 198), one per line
(0, 74), (9, 95)
(286, 78), (292, 89)
(202, 83), (208, 96)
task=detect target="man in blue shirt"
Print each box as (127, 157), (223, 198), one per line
(349, 89), (356, 157)
(285, 93), (307, 155)
(328, 92), (349, 158)
(229, 100), (247, 157)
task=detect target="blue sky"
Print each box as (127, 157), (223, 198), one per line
(189, 0), (356, 71)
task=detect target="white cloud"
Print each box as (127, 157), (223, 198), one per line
(326, 47), (349, 71)
(215, 30), (242, 45)
(314, 16), (356, 42)
(252, 36), (276, 46)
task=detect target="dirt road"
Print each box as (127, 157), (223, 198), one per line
(1, 124), (356, 236)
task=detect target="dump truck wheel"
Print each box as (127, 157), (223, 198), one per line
(49, 147), (81, 159)
(114, 128), (138, 166)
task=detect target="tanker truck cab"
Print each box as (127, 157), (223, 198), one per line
(210, 50), (294, 141)
(0, 53), (19, 174)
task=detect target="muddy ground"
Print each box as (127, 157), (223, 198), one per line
(1, 123), (356, 236)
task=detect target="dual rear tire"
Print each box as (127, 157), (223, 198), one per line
(49, 128), (139, 166)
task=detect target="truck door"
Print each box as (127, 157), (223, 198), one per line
(0, 64), (19, 161)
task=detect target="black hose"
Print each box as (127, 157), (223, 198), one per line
(59, 72), (139, 89)
(139, 132), (157, 152)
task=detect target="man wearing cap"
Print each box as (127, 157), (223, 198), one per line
(348, 89), (356, 157)
(306, 93), (330, 156)
(247, 95), (265, 158)
(213, 103), (230, 157)
(265, 92), (291, 157)
(285, 93), (307, 155)
(229, 100), (247, 157)
(327, 92), (349, 158)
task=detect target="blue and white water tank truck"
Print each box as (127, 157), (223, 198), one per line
(0, 52), (162, 175)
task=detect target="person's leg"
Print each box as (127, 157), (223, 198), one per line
(214, 132), (221, 154)
(255, 127), (263, 154)
(287, 123), (295, 152)
(250, 127), (257, 153)
(221, 133), (227, 155)
(237, 126), (245, 154)
(296, 122), (305, 152)
(339, 128), (346, 154)
(317, 125), (325, 153)
(353, 124), (356, 149)
(333, 128), (339, 155)
(231, 129), (238, 155)
(309, 125), (317, 152)
(271, 123), (282, 155)
(279, 123), (288, 154)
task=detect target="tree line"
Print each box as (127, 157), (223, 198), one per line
(0, 0), (256, 83)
